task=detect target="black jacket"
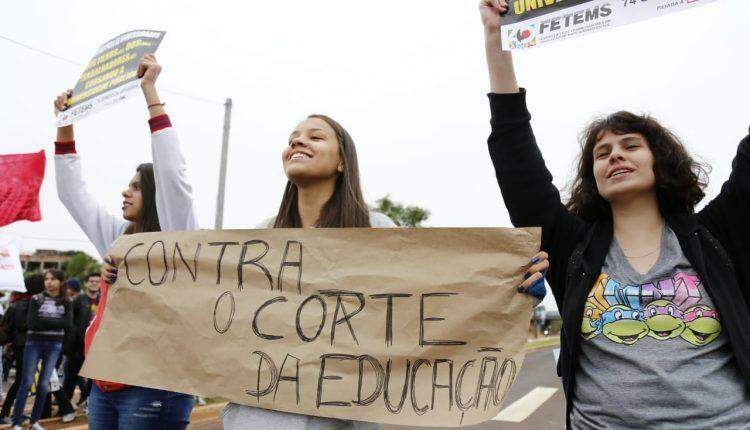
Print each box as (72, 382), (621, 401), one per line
(1, 295), (32, 348)
(64, 293), (96, 356)
(26, 293), (72, 341)
(487, 90), (750, 427)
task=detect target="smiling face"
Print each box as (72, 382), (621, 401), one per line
(581, 304), (603, 340)
(121, 172), (144, 222)
(681, 305), (722, 346)
(592, 131), (657, 205)
(86, 274), (101, 294)
(282, 117), (343, 186)
(601, 305), (648, 345)
(644, 300), (685, 340)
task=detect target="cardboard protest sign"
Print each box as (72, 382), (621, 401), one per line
(500, 0), (717, 50)
(56, 30), (165, 126)
(0, 238), (25, 292)
(82, 227), (540, 427)
(0, 150), (45, 228)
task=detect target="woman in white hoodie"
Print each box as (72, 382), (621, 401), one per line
(53, 54), (198, 430)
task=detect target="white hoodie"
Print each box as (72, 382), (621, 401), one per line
(54, 115), (199, 258)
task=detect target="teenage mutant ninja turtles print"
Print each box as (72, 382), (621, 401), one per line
(581, 273), (722, 347)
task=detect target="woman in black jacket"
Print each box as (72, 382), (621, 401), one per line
(10, 269), (73, 430)
(0, 274), (44, 423)
(480, 1), (750, 429)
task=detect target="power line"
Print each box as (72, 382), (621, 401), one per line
(0, 34), (223, 106)
(0, 35), (81, 66)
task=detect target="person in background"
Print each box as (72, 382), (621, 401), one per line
(40, 358), (76, 422)
(65, 279), (82, 300)
(0, 275), (45, 425)
(63, 271), (100, 407)
(11, 269), (73, 430)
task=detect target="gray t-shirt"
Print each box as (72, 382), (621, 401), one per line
(221, 211), (395, 430)
(571, 225), (750, 429)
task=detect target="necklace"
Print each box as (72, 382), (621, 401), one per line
(624, 248), (659, 259)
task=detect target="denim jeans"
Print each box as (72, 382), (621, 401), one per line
(12, 339), (62, 425)
(88, 384), (193, 430)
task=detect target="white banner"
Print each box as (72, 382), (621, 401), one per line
(500, 0), (718, 51)
(0, 238), (25, 292)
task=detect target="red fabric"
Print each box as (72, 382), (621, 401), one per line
(0, 150), (45, 228)
(10, 292), (31, 303)
(148, 114), (171, 133)
(54, 141), (76, 155)
(85, 279), (128, 392)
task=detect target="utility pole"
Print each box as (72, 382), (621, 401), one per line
(214, 98), (232, 230)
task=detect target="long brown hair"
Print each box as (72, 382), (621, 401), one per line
(124, 163), (161, 234)
(273, 114), (371, 228)
(566, 111), (709, 222)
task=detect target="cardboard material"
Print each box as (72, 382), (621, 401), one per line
(82, 227), (540, 427)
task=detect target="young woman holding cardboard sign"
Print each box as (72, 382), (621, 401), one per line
(480, 1), (750, 428)
(52, 54), (197, 430)
(99, 109), (548, 427)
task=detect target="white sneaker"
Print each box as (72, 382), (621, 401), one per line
(62, 411), (76, 423)
(30, 422), (46, 430)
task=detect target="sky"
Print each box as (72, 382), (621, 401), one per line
(1, 0), (748, 310)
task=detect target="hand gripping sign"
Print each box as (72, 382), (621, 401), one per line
(56, 30), (165, 126)
(82, 227), (540, 427)
(500, 0), (718, 50)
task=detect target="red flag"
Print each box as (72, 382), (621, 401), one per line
(0, 150), (46, 227)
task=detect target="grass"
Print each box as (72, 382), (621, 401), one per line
(525, 337), (560, 351)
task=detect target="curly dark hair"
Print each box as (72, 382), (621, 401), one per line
(566, 111), (709, 222)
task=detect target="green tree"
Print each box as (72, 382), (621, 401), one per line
(374, 195), (430, 227)
(61, 251), (101, 282)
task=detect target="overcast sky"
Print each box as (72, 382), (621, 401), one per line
(2, 1), (748, 308)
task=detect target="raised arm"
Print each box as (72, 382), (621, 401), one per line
(697, 129), (750, 276)
(53, 95), (127, 258)
(480, 0), (587, 300)
(138, 55), (200, 232)
(482, 0), (518, 94)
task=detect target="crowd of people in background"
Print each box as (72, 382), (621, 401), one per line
(0, 270), (99, 427)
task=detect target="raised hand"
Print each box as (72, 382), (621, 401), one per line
(53, 90), (74, 140)
(479, 0), (509, 34)
(53, 90), (73, 116)
(137, 53), (162, 88)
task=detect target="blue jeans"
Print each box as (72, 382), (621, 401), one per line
(88, 384), (193, 430)
(12, 339), (62, 425)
